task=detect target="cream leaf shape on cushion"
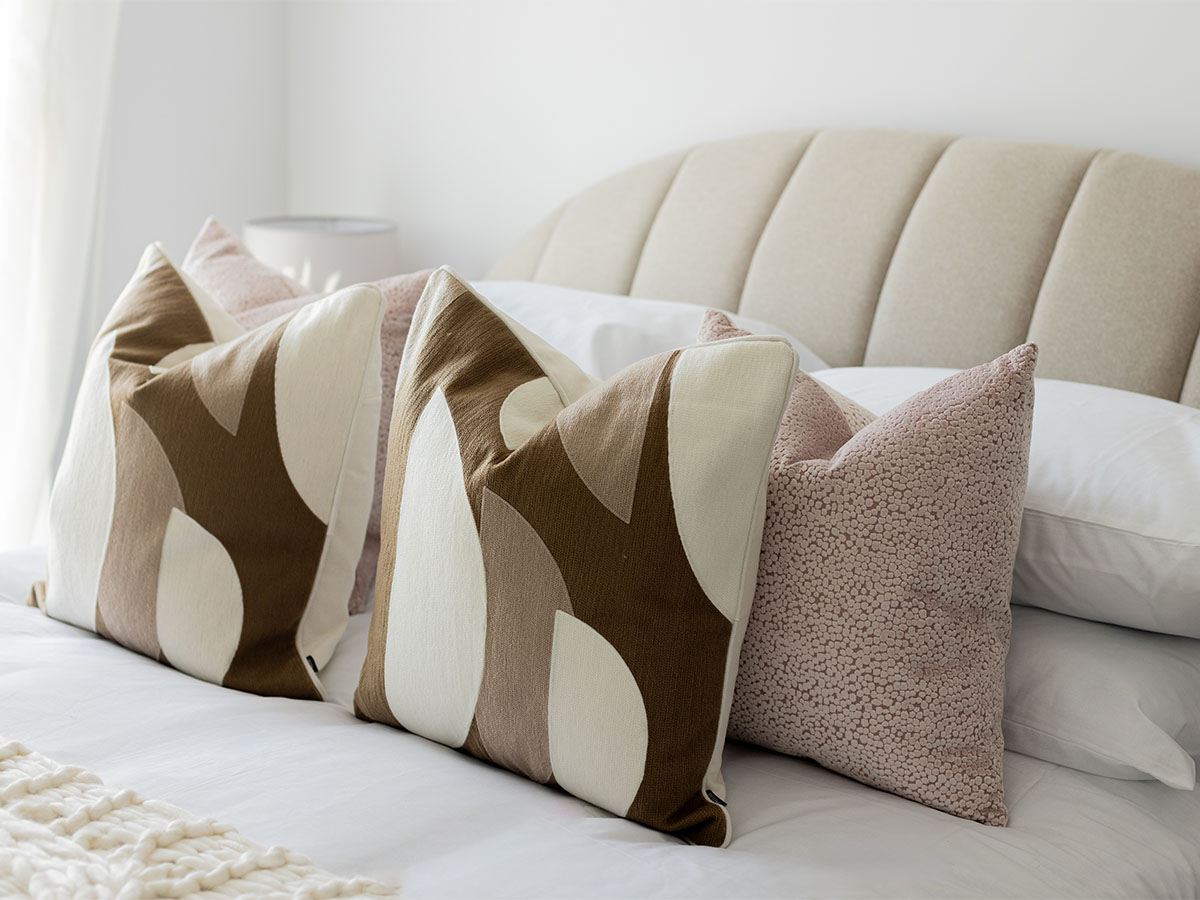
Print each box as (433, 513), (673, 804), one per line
(383, 387), (487, 747)
(499, 376), (564, 450)
(156, 508), (244, 684)
(275, 285), (383, 525)
(547, 611), (649, 817)
(44, 330), (118, 632)
(666, 339), (798, 621)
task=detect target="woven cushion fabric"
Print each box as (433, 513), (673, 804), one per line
(354, 269), (797, 847)
(36, 244), (384, 700)
(700, 310), (1036, 826)
(183, 218), (432, 614)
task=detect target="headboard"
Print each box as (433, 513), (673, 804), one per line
(488, 129), (1200, 408)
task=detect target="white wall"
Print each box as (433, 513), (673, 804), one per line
(285, 0), (1200, 279)
(97, 0), (288, 321)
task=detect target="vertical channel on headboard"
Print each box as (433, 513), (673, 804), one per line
(1027, 151), (1200, 402)
(628, 132), (815, 310)
(863, 138), (1095, 369)
(737, 130), (951, 367)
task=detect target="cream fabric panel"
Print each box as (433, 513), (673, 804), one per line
(629, 133), (815, 310)
(739, 130), (951, 367)
(528, 152), (688, 295)
(865, 138), (1095, 367)
(1028, 151), (1200, 401)
(487, 208), (563, 281)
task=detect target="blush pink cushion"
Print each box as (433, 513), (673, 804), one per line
(700, 310), (1036, 826)
(183, 218), (432, 613)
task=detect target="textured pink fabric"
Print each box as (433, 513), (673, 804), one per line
(700, 310), (1036, 826)
(180, 217), (308, 314)
(183, 218), (432, 613)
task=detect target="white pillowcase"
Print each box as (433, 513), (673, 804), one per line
(474, 281), (827, 379)
(1005, 606), (1200, 789)
(812, 367), (1200, 638)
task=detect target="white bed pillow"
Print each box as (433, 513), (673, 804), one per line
(812, 367), (1200, 638)
(1005, 605), (1200, 789)
(473, 280), (827, 379)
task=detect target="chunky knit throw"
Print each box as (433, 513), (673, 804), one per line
(0, 739), (398, 899)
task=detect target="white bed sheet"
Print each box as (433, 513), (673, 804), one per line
(3, 548), (1199, 899)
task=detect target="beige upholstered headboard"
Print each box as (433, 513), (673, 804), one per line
(488, 130), (1200, 407)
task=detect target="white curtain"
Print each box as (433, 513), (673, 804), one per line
(0, 0), (122, 547)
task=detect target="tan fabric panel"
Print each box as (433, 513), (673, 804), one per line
(486, 207), (563, 281)
(529, 152), (687, 295)
(865, 138), (1095, 368)
(629, 132), (815, 310)
(1028, 151), (1200, 401)
(739, 130), (951, 367)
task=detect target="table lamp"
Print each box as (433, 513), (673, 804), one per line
(242, 216), (401, 293)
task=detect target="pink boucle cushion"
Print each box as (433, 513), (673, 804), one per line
(699, 310), (1036, 826)
(183, 218), (432, 614)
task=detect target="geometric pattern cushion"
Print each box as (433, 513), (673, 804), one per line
(36, 244), (384, 700)
(701, 311), (1036, 826)
(182, 218), (432, 614)
(354, 269), (797, 846)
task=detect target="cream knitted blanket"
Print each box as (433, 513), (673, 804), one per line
(0, 739), (398, 899)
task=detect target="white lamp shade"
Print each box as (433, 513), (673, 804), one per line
(243, 216), (401, 292)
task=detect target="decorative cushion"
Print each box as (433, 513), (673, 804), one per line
(36, 244), (384, 699)
(810, 366), (1200, 639)
(700, 311), (1036, 826)
(183, 217), (432, 614)
(354, 270), (797, 847)
(1005, 606), (1200, 790)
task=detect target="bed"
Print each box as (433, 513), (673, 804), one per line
(4, 128), (1200, 898)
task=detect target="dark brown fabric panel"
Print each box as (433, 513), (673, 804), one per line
(132, 324), (325, 699)
(43, 249), (362, 701)
(485, 355), (729, 847)
(107, 258), (214, 365)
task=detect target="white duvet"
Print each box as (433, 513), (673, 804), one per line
(3, 547), (1199, 899)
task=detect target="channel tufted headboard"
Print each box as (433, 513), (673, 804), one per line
(488, 129), (1200, 407)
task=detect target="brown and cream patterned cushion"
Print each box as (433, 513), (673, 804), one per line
(182, 218), (433, 614)
(354, 269), (797, 847)
(36, 244), (385, 700)
(700, 310), (1036, 826)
